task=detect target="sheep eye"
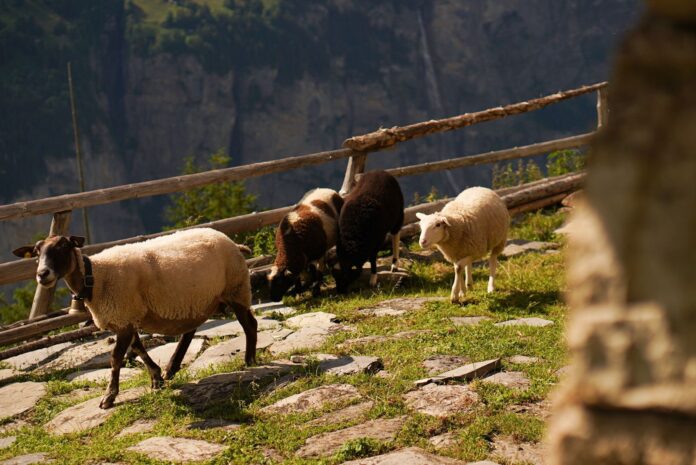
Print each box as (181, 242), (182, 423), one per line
(435, 222), (442, 228)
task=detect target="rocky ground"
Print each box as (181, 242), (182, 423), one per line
(0, 210), (569, 464)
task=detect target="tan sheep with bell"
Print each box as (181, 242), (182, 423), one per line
(416, 187), (509, 303)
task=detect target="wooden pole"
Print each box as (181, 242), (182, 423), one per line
(340, 152), (368, 195)
(0, 325), (100, 361)
(28, 211), (72, 319)
(343, 82), (608, 151)
(597, 87), (609, 129)
(1, 307), (91, 346)
(67, 62), (91, 243)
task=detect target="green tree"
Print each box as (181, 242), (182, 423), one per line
(165, 150), (257, 229)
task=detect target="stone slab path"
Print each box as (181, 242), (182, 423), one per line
(0, 453), (52, 465)
(45, 387), (147, 435)
(316, 355), (383, 375)
(422, 355), (471, 374)
(451, 316), (491, 326)
(261, 383), (361, 415)
(3, 342), (74, 371)
(501, 240), (558, 258)
(297, 416), (406, 458)
(195, 317), (280, 338)
(495, 317), (554, 327)
(341, 446), (468, 464)
(147, 338), (205, 368)
(0, 382), (46, 420)
(306, 400), (374, 427)
(116, 419), (156, 437)
(66, 367), (140, 384)
(507, 355), (542, 365)
(128, 436), (225, 462)
(429, 432), (458, 449)
(0, 436), (16, 449)
(491, 435), (546, 465)
(360, 297), (442, 317)
(252, 302), (297, 317)
(187, 331), (278, 374)
(482, 371), (531, 390)
(338, 330), (432, 349)
(41, 337), (115, 372)
(403, 384), (479, 417)
(415, 359), (501, 386)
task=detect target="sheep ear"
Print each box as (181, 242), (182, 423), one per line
(416, 212), (428, 221)
(442, 217), (451, 227)
(69, 236), (86, 248)
(13, 245), (37, 258)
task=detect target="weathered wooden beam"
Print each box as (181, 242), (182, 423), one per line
(0, 325), (101, 361)
(597, 87), (609, 129)
(340, 152), (368, 195)
(29, 211), (72, 319)
(0, 148), (353, 222)
(343, 82), (607, 151)
(503, 172), (584, 208)
(0, 206), (294, 286)
(387, 133), (593, 178)
(0, 311), (92, 347)
(508, 192), (571, 216)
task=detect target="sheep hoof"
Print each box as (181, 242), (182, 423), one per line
(99, 393), (117, 409)
(450, 296), (460, 304)
(151, 376), (165, 389)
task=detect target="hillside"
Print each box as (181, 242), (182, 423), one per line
(0, 0), (640, 255)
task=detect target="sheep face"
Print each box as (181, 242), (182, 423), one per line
(13, 235), (86, 287)
(416, 212), (450, 249)
(268, 266), (295, 301)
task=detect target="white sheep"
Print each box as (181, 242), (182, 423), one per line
(13, 228), (256, 409)
(416, 187), (509, 303)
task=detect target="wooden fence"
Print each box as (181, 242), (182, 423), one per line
(0, 82), (608, 351)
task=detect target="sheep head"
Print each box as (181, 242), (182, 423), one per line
(13, 235), (85, 288)
(416, 212), (450, 249)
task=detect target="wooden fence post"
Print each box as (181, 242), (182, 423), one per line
(340, 152), (368, 195)
(29, 210), (72, 319)
(597, 87), (609, 129)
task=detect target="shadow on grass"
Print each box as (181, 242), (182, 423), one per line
(484, 290), (560, 316)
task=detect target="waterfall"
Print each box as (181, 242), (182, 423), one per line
(417, 10), (460, 194)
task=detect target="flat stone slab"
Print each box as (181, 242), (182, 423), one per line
(360, 297), (442, 317)
(0, 420), (28, 434)
(316, 355), (383, 375)
(187, 331), (278, 374)
(451, 316), (491, 326)
(195, 317), (280, 338)
(186, 419), (241, 431)
(116, 419), (156, 437)
(40, 338), (115, 372)
(508, 355), (542, 365)
(251, 302), (297, 317)
(66, 367), (140, 384)
(0, 381), (46, 420)
(0, 453), (52, 465)
(128, 436), (225, 462)
(268, 326), (336, 355)
(502, 240), (558, 258)
(297, 416), (406, 457)
(46, 387), (147, 435)
(415, 359), (501, 386)
(4, 342), (74, 371)
(0, 369), (17, 382)
(341, 446), (467, 464)
(491, 435), (546, 465)
(338, 330), (432, 349)
(147, 338), (205, 368)
(403, 384), (479, 417)
(261, 383), (361, 415)
(307, 401), (374, 427)
(495, 317), (554, 327)
(482, 371), (531, 390)
(429, 432), (458, 449)
(0, 436), (16, 449)
(422, 355), (471, 375)
(179, 361), (296, 410)
(507, 399), (552, 419)
(284, 312), (338, 330)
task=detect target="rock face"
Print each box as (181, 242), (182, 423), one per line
(261, 384), (361, 415)
(297, 416), (406, 458)
(0, 382), (46, 420)
(127, 436), (225, 462)
(548, 3), (696, 465)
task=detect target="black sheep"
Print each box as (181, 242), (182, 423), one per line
(333, 171), (404, 293)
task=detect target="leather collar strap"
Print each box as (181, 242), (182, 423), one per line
(74, 255), (94, 301)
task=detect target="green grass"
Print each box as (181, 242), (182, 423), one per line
(0, 211), (568, 464)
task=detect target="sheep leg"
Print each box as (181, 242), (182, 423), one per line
(460, 257), (473, 299)
(369, 257), (378, 287)
(487, 254), (498, 293)
(100, 329), (134, 409)
(465, 260), (474, 290)
(162, 330), (195, 380)
(130, 334), (164, 389)
(451, 262), (464, 304)
(232, 303), (258, 366)
(390, 232), (401, 272)
(310, 262), (323, 296)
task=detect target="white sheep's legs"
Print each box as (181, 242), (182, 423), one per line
(390, 232), (401, 272)
(465, 261), (474, 290)
(488, 254), (498, 293)
(451, 258), (467, 303)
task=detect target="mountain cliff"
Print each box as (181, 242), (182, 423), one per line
(0, 0), (642, 259)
